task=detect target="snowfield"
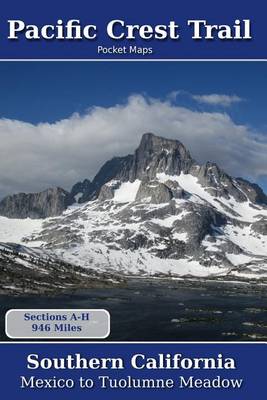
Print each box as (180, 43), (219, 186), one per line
(0, 216), (44, 244)
(0, 172), (266, 280)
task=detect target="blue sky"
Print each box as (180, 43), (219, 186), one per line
(0, 61), (266, 195)
(0, 62), (266, 128)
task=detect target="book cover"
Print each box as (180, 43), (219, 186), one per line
(0, 0), (266, 398)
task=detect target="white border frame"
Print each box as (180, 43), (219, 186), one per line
(1, 58), (266, 345)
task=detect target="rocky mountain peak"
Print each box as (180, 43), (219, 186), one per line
(235, 177), (267, 205)
(70, 133), (195, 202)
(138, 132), (184, 150)
(129, 132), (194, 180)
(0, 187), (73, 219)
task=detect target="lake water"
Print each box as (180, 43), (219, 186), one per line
(1, 278), (267, 341)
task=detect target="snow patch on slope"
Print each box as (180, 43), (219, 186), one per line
(113, 180), (141, 203)
(0, 216), (44, 245)
(226, 253), (255, 266)
(224, 224), (267, 256)
(157, 172), (267, 223)
(54, 243), (227, 277)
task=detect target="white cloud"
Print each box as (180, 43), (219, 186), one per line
(192, 93), (243, 107)
(0, 94), (266, 198)
(167, 90), (182, 101)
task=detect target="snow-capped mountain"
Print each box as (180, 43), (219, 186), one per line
(0, 133), (267, 281)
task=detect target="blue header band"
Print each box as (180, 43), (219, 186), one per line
(1, 342), (266, 399)
(0, 0), (266, 59)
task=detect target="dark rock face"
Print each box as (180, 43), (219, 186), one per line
(235, 178), (267, 205)
(97, 180), (120, 202)
(164, 180), (186, 199)
(93, 155), (133, 187)
(0, 187), (72, 219)
(79, 155), (133, 202)
(70, 179), (93, 203)
(128, 133), (194, 181)
(251, 218), (267, 235)
(190, 162), (247, 202)
(136, 180), (173, 204)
